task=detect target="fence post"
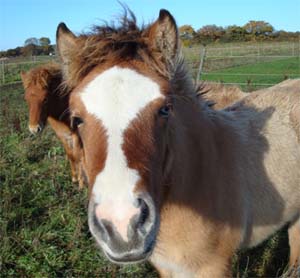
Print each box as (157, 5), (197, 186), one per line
(1, 61), (4, 85)
(292, 43), (295, 56)
(196, 47), (206, 83)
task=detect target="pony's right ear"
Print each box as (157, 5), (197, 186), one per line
(56, 22), (77, 79)
(148, 10), (179, 66)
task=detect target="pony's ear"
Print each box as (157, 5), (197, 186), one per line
(56, 22), (77, 78)
(148, 9), (179, 64)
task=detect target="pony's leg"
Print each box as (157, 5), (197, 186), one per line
(69, 158), (78, 183)
(288, 217), (300, 272)
(77, 162), (86, 189)
(47, 117), (78, 183)
(72, 133), (85, 188)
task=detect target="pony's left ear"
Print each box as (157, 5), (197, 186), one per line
(56, 22), (77, 79)
(148, 9), (179, 64)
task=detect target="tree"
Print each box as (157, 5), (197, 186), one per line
(224, 25), (247, 42)
(24, 37), (39, 46)
(22, 44), (37, 56)
(196, 25), (225, 45)
(243, 21), (274, 40)
(179, 25), (196, 39)
(179, 25), (196, 47)
(39, 37), (51, 46)
(6, 47), (22, 57)
(39, 37), (51, 55)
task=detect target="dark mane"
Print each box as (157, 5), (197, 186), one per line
(22, 63), (61, 90)
(58, 9), (196, 98)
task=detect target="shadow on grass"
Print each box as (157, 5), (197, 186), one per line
(233, 227), (289, 277)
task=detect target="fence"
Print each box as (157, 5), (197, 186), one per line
(1, 42), (300, 89)
(184, 41), (300, 91)
(0, 55), (57, 86)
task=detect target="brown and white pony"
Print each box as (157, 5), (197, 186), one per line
(56, 10), (300, 277)
(21, 64), (84, 187)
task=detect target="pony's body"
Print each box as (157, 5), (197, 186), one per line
(21, 64), (84, 187)
(56, 10), (300, 277)
(200, 82), (247, 109)
(152, 82), (300, 276)
(198, 79), (300, 110)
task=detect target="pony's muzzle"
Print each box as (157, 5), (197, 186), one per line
(29, 124), (43, 134)
(88, 194), (157, 263)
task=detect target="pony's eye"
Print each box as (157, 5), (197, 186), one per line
(71, 116), (83, 130)
(158, 104), (172, 118)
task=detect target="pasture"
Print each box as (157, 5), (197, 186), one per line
(1, 40), (299, 277)
(200, 57), (300, 90)
(184, 41), (300, 90)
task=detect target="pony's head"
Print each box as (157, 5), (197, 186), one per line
(56, 9), (193, 263)
(21, 65), (60, 134)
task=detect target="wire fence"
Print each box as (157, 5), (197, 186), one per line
(0, 55), (57, 86)
(1, 41), (300, 90)
(184, 41), (300, 91)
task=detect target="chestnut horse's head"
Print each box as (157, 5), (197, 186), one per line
(21, 65), (60, 134)
(57, 9), (189, 263)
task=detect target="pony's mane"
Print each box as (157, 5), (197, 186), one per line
(60, 10), (195, 98)
(22, 63), (61, 89)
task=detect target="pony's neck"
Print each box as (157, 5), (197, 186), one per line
(47, 78), (70, 125)
(168, 100), (241, 206)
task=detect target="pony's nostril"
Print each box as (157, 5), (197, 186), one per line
(136, 198), (150, 233)
(92, 213), (112, 242)
(37, 125), (42, 133)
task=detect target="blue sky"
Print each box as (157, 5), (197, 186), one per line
(1, 0), (299, 51)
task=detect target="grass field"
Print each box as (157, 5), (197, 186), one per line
(200, 57), (300, 91)
(183, 41), (300, 91)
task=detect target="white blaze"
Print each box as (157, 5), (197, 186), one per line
(80, 66), (163, 206)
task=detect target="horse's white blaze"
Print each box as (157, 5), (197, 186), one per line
(80, 66), (163, 208)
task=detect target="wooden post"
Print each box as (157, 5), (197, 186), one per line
(1, 61), (4, 85)
(196, 47), (206, 83)
(292, 43), (295, 56)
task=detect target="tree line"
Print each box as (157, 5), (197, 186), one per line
(0, 37), (55, 58)
(1, 20), (299, 58)
(179, 20), (299, 46)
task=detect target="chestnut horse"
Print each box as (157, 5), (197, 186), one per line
(21, 64), (84, 187)
(56, 10), (300, 277)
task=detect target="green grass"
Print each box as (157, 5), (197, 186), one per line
(0, 83), (292, 277)
(183, 41), (300, 90)
(200, 57), (300, 91)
